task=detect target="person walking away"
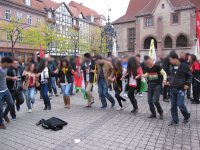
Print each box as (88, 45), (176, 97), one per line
(47, 56), (58, 97)
(121, 56), (128, 98)
(110, 60), (127, 111)
(138, 55), (167, 119)
(95, 55), (115, 108)
(7, 59), (25, 120)
(107, 57), (113, 91)
(58, 59), (72, 108)
(0, 57), (14, 129)
(122, 57), (143, 113)
(188, 54), (200, 104)
(22, 63), (40, 112)
(38, 58), (58, 110)
(167, 52), (191, 125)
(81, 53), (95, 107)
(69, 57), (76, 96)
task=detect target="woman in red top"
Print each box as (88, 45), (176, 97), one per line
(122, 57), (143, 113)
(188, 54), (200, 104)
(22, 63), (40, 112)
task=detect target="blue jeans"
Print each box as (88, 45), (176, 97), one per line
(98, 80), (115, 107)
(23, 87), (35, 109)
(69, 76), (74, 94)
(51, 77), (57, 94)
(170, 90), (190, 124)
(61, 84), (71, 96)
(0, 89), (13, 124)
(41, 84), (50, 104)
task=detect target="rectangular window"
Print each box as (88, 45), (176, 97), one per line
(80, 24), (82, 28)
(55, 13), (59, 20)
(17, 12), (23, 21)
(37, 18), (41, 26)
(162, 4), (164, 9)
(25, 0), (31, 6)
(83, 23), (85, 29)
(68, 17), (71, 24)
(6, 30), (11, 41)
(86, 24), (88, 28)
(146, 18), (153, 27)
(129, 28), (135, 50)
(48, 11), (52, 18)
(73, 19), (76, 25)
(173, 13), (179, 24)
(5, 9), (11, 20)
(18, 31), (23, 42)
(27, 15), (32, 25)
(62, 5), (65, 12)
(62, 15), (66, 22)
(62, 26), (66, 35)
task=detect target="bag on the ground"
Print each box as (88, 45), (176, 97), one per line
(36, 117), (68, 131)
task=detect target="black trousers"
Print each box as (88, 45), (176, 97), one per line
(9, 90), (24, 118)
(193, 84), (200, 103)
(128, 86), (138, 110)
(163, 85), (170, 99)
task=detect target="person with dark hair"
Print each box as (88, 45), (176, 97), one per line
(58, 59), (73, 108)
(137, 55), (167, 119)
(0, 57), (14, 129)
(179, 52), (189, 64)
(95, 55), (115, 108)
(81, 53), (95, 107)
(162, 50), (175, 102)
(47, 56), (58, 97)
(110, 59), (127, 111)
(188, 54), (200, 104)
(167, 52), (191, 125)
(7, 58), (25, 121)
(69, 57), (76, 96)
(37, 58), (58, 110)
(122, 57), (143, 113)
(121, 56), (129, 98)
(22, 63), (40, 113)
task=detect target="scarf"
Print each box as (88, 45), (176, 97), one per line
(12, 68), (22, 90)
(63, 67), (68, 74)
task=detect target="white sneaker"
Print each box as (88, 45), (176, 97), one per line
(28, 109), (32, 113)
(139, 94), (143, 97)
(116, 107), (122, 111)
(122, 101), (127, 107)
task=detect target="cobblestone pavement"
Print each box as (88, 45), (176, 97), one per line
(0, 85), (200, 150)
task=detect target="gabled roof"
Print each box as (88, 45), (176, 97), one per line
(112, 0), (151, 24)
(11, 0), (45, 12)
(191, 0), (200, 8)
(67, 4), (81, 18)
(43, 0), (62, 10)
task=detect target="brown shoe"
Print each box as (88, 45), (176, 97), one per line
(66, 96), (71, 109)
(3, 116), (10, 123)
(0, 124), (6, 129)
(63, 96), (68, 108)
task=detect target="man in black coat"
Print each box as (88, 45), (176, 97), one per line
(7, 59), (25, 120)
(69, 57), (76, 95)
(81, 53), (96, 107)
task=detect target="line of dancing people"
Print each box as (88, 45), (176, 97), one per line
(0, 51), (199, 129)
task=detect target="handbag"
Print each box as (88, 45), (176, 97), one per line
(57, 74), (64, 88)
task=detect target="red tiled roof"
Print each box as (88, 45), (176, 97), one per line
(169, 0), (194, 10)
(42, 0), (62, 10)
(12, 0), (45, 11)
(67, 4), (81, 18)
(72, 24), (80, 29)
(136, 0), (158, 16)
(112, 0), (151, 24)
(189, 0), (200, 9)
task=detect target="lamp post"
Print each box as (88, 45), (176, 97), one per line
(100, 7), (119, 57)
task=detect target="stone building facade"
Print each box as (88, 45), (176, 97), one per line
(113, 0), (200, 59)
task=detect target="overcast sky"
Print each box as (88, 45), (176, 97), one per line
(52, 0), (130, 22)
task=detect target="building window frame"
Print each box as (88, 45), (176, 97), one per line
(25, 0), (31, 6)
(27, 15), (32, 25)
(73, 19), (76, 25)
(143, 16), (155, 29)
(5, 9), (11, 20)
(170, 12), (181, 26)
(37, 17), (41, 26)
(17, 12), (23, 21)
(62, 14), (66, 22)
(162, 4), (164, 9)
(146, 17), (153, 27)
(6, 30), (11, 41)
(18, 31), (23, 43)
(48, 11), (52, 19)
(127, 28), (136, 50)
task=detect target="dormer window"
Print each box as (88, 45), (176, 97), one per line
(73, 19), (76, 25)
(91, 14), (94, 22)
(48, 11), (52, 18)
(79, 14), (83, 19)
(25, 0), (31, 6)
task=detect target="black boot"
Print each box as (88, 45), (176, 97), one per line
(44, 103), (48, 110)
(48, 102), (51, 110)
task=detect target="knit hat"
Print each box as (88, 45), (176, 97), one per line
(84, 53), (91, 58)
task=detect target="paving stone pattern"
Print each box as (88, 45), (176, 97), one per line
(0, 85), (200, 150)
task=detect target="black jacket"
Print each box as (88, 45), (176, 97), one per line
(58, 66), (72, 84)
(69, 61), (76, 72)
(140, 61), (147, 74)
(81, 60), (96, 83)
(162, 56), (171, 76)
(7, 66), (25, 91)
(169, 63), (192, 90)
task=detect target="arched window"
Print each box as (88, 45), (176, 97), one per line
(164, 36), (172, 48)
(176, 35), (187, 47)
(144, 37), (157, 49)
